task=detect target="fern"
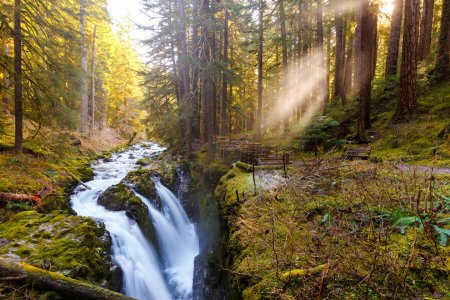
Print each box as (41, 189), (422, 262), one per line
(437, 217), (450, 225)
(433, 226), (450, 247)
(392, 217), (421, 227)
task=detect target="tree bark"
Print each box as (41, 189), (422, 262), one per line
(344, 30), (353, 96)
(202, 0), (213, 159)
(178, 0), (192, 154)
(212, 30), (217, 136)
(80, 0), (88, 134)
(334, 7), (346, 104)
(258, 0), (264, 139)
(192, 0), (201, 139)
(279, 0), (289, 132)
(370, 8), (378, 83)
(357, 0), (372, 141)
(90, 25), (97, 129)
(385, 0), (403, 76)
(434, 0), (450, 79)
(0, 257), (133, 300)
(317, 0), (326, 115)
(14, 0), (22, 155)
(326, 36), (331, 105)
(221, 6), (229, 136)
(354, 7), (362, 91)
(418, 0), (435, 60)
(296, 0), (302, 124)
(393, 0), (420, 121)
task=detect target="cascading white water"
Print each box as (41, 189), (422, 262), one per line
(70, 142), (199, 300)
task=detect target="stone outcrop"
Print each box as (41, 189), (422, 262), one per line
(97, 184), (158, 253)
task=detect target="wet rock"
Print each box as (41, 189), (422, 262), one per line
(121, 170), (160, 210)
(109, 263), (123, 293)
(97, 184), (159, 253)
(0, 211), (112, 286)
(136, 158), (152, 166)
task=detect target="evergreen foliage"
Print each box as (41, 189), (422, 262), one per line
(295, 114), (344, 151)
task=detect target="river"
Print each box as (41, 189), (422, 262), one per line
(70, 142), (199, 300)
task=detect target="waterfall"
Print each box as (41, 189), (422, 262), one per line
(70, 142), (199, 300)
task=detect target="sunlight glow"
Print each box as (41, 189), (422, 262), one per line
(381, 0), (394, 15)
(263, 52), (326, 131)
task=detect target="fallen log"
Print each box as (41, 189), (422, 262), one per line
(70, 173), (92, 190)
(0, 257), (134, 300)
(0, 187), (50, 204)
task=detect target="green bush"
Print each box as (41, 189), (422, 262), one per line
(295, 114), (345, 151)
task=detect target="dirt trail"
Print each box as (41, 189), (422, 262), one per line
(395, 163), (450, 175)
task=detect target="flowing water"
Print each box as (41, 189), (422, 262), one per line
(70, 142), (199, 300)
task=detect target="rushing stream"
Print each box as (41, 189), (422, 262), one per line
(70, 142), (199, 300)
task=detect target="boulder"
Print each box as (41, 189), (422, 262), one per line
(121, 170), (160, 210)
(0, 211), (113, 287)
(136, 158), (153, 166)
(97, 184), (158, 253)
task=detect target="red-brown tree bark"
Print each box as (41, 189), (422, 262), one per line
(279, 0), (289, 132)
(357, 0), (372, 141)
(393, 0), (420, 121)
(434, 0), (450, 79)
(221, 6), (229, 135)
(14, 0), (22, 155)
(385, 0), (403, 76)
(418, 0), (435, 61)
(258, 0), (264, 138)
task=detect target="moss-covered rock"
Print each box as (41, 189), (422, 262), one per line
(0, 211), (112, 286)
(136, 158), (153, 166)
(145, 161), (177, 190)
(97, 184), (158, 252)
(121, 169), (160, 210)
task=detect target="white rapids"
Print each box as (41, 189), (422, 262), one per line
(70, 142), (199, 300)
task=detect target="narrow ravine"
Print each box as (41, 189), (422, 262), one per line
(70, 142), (199, 300)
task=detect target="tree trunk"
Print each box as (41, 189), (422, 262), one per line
(296, 0), (302, 123)
(80, 0), (88, 134)
(344, 27), (353, 96)
(418, 0), (435, 60)
(370, 8), (378, 83)
(393, 0), (420, 121)
(357, 0), (372, 141)
(279, 0), (289, 132)
(2, 42), (12, 106)
(221, 7), (228, 136)
(434, 0), (450, 79)
(354, 7), (362, 91)
(192, 0), (200, 139)
(326, 35), (331, 105)
(301, 44), (308, 117)
(178, 0), (192, 154)
(334, 7), (346, 104)
(317, 0), (326, 115)
(212, 30), (218, 136)
(0, 257), (133, 300)
(385, 0), (403, 76)
(90, 25), (97, 129)
(258, 0), (264, 138)
(202, 0), (213, 159)
(14, 0), (22, 155)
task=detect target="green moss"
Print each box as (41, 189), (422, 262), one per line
(0, 212), (111, 285)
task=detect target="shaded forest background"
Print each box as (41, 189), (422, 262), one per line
(0, 0), (450, 157)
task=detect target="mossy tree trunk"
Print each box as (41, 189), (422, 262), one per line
(0, 257), (134, 300)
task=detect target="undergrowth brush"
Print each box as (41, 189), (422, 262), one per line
(216, 158), (450, 299)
